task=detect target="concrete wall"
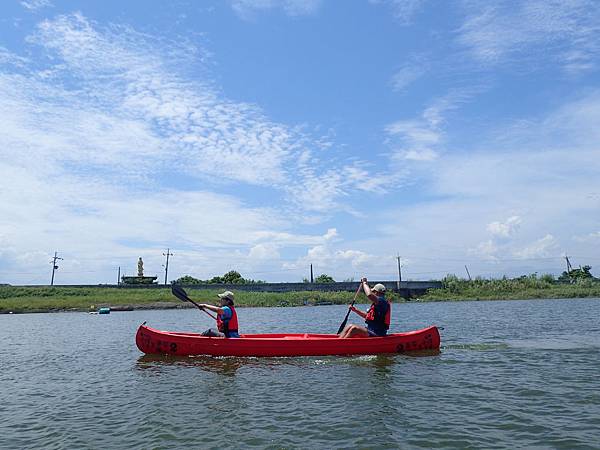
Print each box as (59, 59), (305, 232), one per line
(125, 280), (442, 297)
(39, 280), (442, 298)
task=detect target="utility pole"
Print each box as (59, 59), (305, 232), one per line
(396, 254), (402, 291)
(564, 255), (573, 272)
(310, 264), (314, 283)
(163, 249), (173, 285)
(465, 265), (472, 281)
(50, 252), (63, 286)
(117, 266), (121, 286)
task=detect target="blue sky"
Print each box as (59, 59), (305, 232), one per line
(1, 0), (600, 284)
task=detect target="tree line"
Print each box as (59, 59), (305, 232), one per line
(172, 271), (337, 285)
(172, 266), (596, 286)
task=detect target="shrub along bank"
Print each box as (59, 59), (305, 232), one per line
(420, 274), (600, 301)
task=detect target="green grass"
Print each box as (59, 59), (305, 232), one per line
(0, 286), (176, 313)
(0, 286), (402, 313)
(2, 278), (599, 313)
(419, 275), (600, 301)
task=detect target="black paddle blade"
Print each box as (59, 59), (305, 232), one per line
(337, 284), (362, 334)
(171, 284), (190, 302)
(171, 285), (216, 319)
(336, 313), (350, 334)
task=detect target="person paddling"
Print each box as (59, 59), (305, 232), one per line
(339, 278), (391, 338)
(199, 291), (240, 338)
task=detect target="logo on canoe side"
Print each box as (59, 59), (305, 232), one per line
(154, 339), (178, 354)
(396, 333), (433, 352)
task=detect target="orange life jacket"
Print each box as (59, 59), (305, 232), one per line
(365, 296), (391, 330)
(216, 305), (238, 336)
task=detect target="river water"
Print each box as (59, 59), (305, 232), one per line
(1, 298), (599, 449)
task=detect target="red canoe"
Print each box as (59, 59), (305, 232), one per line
(136, 323), (441, 357)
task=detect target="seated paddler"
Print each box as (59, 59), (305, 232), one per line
(339, 278), (391, 338)
(199, 291), (240, 338)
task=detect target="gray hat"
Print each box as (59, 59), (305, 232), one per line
(372, 283), (386, 293)
(218, 291), (235, 302)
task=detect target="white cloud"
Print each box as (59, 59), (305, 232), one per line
(469, 216), (521, 260)
(251, 228), (338, 247)
(386, 90), (477, 163)
(364, 90), (600, 278)
(390, 61), (427, 92)
(285, 163), (395, 213)
(1, 14), (378, 210)
(284, 245), (383, 279)
(573, 231), (600, 243)
(323, 228), (338, 241)
(386, 119), (441, 162)
(456, 0), (600, 74)
(2, 13), (387, 283)
(231, 0), (321, 20)
(248, 243), (280, 260)
(469, 239), (499, 261)
(0, 47), (28, 67)
(3, 6), (600, 285)
(370, 0), (426, 25)
(513, 234), (558, 259)
(487, 216), (521, 238)
(21, 14), (300, 185)
(21, 0), (52, 11)
(403, 148), (439, 162)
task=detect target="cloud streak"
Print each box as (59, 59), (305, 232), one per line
(366, 89), (600, 278)
(370, 0), (426, 25)
(0, 12), (382, 283)
(231, 0), (322, 20)
(456, 0), (600, 74)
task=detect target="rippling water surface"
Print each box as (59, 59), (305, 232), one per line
(1, 298), (599, 449)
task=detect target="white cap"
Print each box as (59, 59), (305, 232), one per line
(372, 283), (386, 293)
(218, 291), (235, 301)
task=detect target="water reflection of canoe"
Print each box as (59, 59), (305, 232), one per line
(135, 324), (441, 357)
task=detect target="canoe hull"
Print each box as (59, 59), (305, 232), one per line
(136, 324), (441, 357)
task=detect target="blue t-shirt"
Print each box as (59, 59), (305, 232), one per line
(221, 305), (233, 320)
(220, 306), (240, 338)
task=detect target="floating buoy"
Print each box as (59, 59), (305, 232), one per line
(98, 307), (111, 314)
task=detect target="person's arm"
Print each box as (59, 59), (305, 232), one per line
(198, 304), (224, 314)
(361, 278), (379, 302)
(350, 305), (367, 319)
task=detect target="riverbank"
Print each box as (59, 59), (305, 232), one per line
(2, 281), (600, 313)
(0, 286), (383, 314)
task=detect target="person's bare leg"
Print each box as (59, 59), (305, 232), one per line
(346, 326), (369, 338)
(338, 324), (353, 338)
(339, 324), (369, 338)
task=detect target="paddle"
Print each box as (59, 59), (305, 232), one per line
(171, 285), (217, 320)
(336, 283), (363, 334)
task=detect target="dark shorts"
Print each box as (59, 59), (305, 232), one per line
(367, 328), (387, 337)
(201, 328), (224, 337)
(201, 328), (240, 338)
